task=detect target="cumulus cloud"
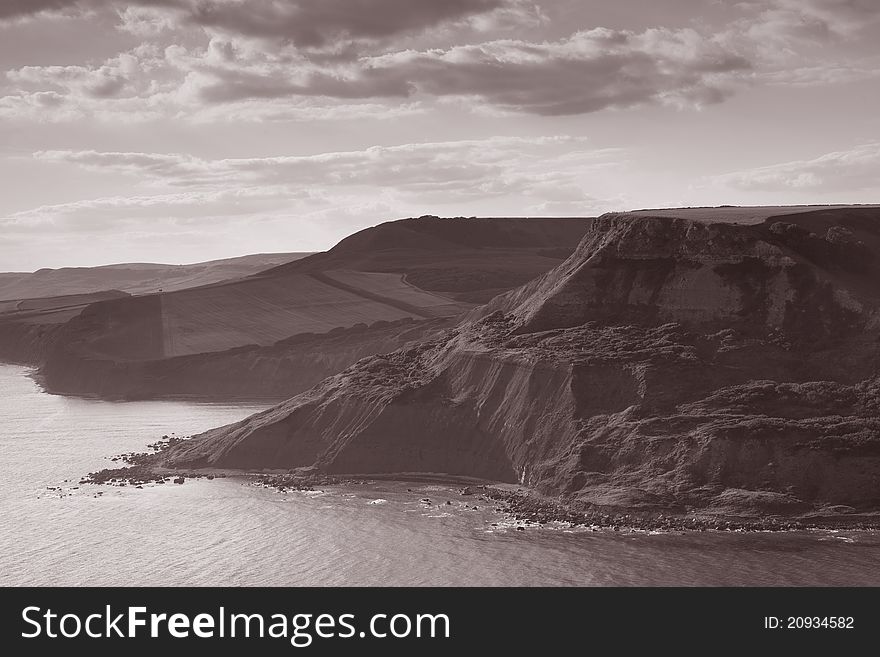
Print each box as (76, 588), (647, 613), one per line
(4, 0), (880, 121)
(6, 43), (171, 99)
(1, 42), (192, 121)
(180, 0), (513, 49)
(709, 143), (880, 193)
(0, 1), (752, 119)
(703, 0), (880, 88)
(1, 0), (526, 47)
(368, 28), (750, 115)
(159, 26), (751, 115)
(116, 5), (180, 36)
(726, 0), (880, 60)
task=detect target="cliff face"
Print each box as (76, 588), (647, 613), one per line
(158, 209), (880, 515)
(479, 213), (878, 344)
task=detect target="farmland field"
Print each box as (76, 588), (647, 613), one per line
(321, 270), (465, 316)
(0, 291), (129, 325)
(0, 253), (307, 301)
(159, 272), (469, 357)
(625, 205), (880, 224)
(0, 218), (590, 366)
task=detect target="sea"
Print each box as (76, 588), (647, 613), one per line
(2, 363), (879, 586)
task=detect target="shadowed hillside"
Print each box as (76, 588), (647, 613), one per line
(264, 216), (592, 303)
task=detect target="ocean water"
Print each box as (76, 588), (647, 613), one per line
(1, 363), (879, 586)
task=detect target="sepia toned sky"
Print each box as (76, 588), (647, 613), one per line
(1, 0), (879, 270)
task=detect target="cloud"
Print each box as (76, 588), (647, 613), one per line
(33, 137), (621, 196)
(31, 137), (615, 214)
(770, 0), (880, 38)
(1, 187), (320, 232)
(709, 143), (880, 193)
(0, 185), (350, 270)
(728, 0), (880, 54)
(116, 5), (179, 36)
(0, 187), (404, 270)
(3, 0), (879, 122)
(757, 60), (880, 86)
(0, 0), (77, 21)
(180, 0), (513, 49)
(5, 136), (623, 269)
(0, 0), (527, 48)
(11, 136), (619, 240)
(1, 2), (753, 119)
(6, 43), (170, 100)
(703, 0), (880, 88)
(167, 26), (751, 115)
(370, 28), (751, 115)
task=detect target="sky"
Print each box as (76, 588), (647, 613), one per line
(1, 0), (879, 271)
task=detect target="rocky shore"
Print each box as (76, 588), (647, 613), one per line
(80, 436), (353, 491)
(79, 441), (880, 532)
(467, 486), (880, 532)
(80, 435), (219, 487)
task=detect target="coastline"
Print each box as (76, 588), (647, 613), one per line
(80, 457), (880, 533)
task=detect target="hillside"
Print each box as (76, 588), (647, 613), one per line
(0, 252), (307, 301)
(152, 206), (880, 520)
(265, 216), (590, 303)
(0, 216), (592, 399)
(0, 290), (129, 318)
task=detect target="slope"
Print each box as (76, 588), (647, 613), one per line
(0, 252), (308, 301)
(0, 216), (592, 399)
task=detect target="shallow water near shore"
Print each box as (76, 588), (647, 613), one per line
(2, 363), (879, 586)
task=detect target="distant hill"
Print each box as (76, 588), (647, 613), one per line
(0, 252), (309, 301)
(0, 216), (593, 399)
(625, 204), (880, 224)
(268, 216), (591, 303)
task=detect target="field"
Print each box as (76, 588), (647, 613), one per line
(159, 272), (471, 357)
(321, 270), (464, 315)
(1, 217), (590, 364)
(625, 205), (880, 225)
(0, 291), (130, 325)
(0, 253), (307, 301)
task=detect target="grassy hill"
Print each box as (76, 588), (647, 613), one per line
(0, 216), (593, 398)
(0, 252), (307, 301)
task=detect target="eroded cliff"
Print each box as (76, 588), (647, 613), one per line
(150, 209), (880, 515)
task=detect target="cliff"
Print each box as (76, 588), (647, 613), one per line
(155, 208), (880, 517)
